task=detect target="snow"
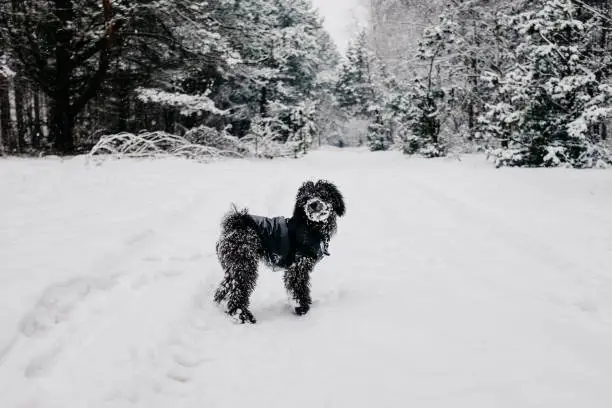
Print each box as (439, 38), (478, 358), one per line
(2, 148), (612, 407)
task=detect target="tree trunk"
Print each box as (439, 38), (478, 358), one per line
(599, 10), (608, 141)
(163, 108), (175, 133)
(0, 73), (14, 152)
(117, 89), (131, 132)
(25, 88), (37, 148)
(49, 0), (75, 153)
(467, 98), (475, 140)
(14, 76), (27, 152)
(260, 86), (268, 116)
(49, 100), (75, 153)
(32, 90), (44, 148)
(467, 13), (480, 141)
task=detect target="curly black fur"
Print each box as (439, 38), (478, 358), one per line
(213, 180), (345, 323)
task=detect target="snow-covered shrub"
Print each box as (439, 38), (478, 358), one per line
(288, 102), (317, 155)
(240, 134), (299, 159)
(183, 126), (247, 155)
(401, 133), (447, 158)
(366, 120), (392, 151)
(395, 71), (448, 157)
(87, 131), (244, 163)
(542, 145), (569, 167)
(487, 141), (612, 169)
(402, 135), (421, 155)
(420, 143), (447, 158)
(486, 146), (526, 168)
(574, 143), (612, 169)
(241, 117), (300, 158)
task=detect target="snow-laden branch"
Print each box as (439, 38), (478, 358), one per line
(0, 54), (15, 78)
(136, 88), (228, 117)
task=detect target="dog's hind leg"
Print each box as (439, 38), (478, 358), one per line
(213, 279), (230, 304)
(223, 261), (258, 324)
(284, 255), (316, 316)
(214, 229), (260, 324)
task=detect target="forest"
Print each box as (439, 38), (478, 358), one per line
(1, 0), (611, 167)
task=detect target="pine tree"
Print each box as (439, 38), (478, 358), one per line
(335, 29), (400, 151)
(0, 0), (195, 153)
(482, 0), (612, 167)
(0, 0), (341, 155)
(207, 0), (339, 147)
(368, 63), (409, 151)
(335, 29), (378, 119)
(1, 0), (128, 152)
(310, 33), (345, 147)
(264, 0), (338, 147)
(133, 1), (237, 132)
(436, 1), (501, 142)
(288, 100), (317, 155)
(404, 15), (455, 157)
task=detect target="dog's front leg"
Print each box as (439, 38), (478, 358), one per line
(284, 255), (315, 316)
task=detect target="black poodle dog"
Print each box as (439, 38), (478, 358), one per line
(213, 180), (345, 323)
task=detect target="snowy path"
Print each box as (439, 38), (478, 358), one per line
(1, 149), (612, 407)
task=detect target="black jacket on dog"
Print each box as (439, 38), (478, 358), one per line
(249, 215), (327, 268)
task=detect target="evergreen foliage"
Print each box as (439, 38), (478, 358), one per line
(0, 0), (340, 155)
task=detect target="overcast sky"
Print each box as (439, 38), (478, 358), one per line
(310, 0), (367, 53)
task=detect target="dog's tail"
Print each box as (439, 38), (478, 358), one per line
(220, 203), (257, 233)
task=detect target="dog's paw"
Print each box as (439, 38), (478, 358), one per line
(229, 308), (257, 324)
(294, 305), (310, 316)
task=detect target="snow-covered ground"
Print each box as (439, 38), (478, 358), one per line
(1, 148), (612, 408)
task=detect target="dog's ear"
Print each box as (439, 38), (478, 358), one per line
(294, 181), (316, 217)
(296, 181), (316, 201)
(316, 180), (345, 217)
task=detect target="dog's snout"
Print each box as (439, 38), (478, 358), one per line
(304, 198), (330, 222)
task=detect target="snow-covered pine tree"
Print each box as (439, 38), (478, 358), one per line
(208, 0), (338, 153)
(482, 0), (612, 168)
(267, 0), (339, 152)
(335, 29), (378, 119)
(404, 15), (456, 157)
(335, 29), (398, 151)
(433, 1), (501, 145)
(288, 100), (317, 155)
(0, 0), (203, 153)
(132, 1), (237, 134)
(310, 30), (345, 147)
(369, 63), (410, 151)
(0, 0), (339, 155)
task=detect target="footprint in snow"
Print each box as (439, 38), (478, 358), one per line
(23, 345), (62, 378)
(20, 276), (117, 337)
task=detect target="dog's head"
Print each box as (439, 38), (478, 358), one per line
(294, 179), (345, 223)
